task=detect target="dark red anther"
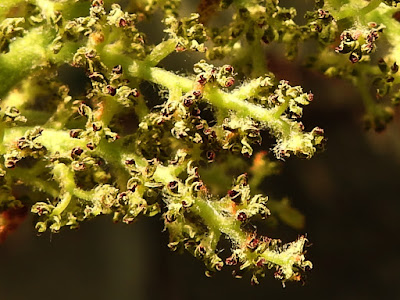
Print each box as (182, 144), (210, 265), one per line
(112, 65), (123, 74)
(125, 159), (135, 165)
(128, 183), (137, 192)
(224, 77), (235, 87)
(392, 62), (399, 73)
(181, 200), (191, 208)
(206, 150), (215, 161)
(92, 0), (103, 6)
(165, 214), (176, 223)
(228, 189), (238, 198)
(261, 34), (269, 44)
(203, 128), (217, 139)
(106, 85), (116, 96)
(195, 123), (204, 130)
(194, 181), (204, 191)
(313, 127), (324, 135)
(224, 65), (233, 73)
(131, 89), (140, 97)
(184, 98), (193, 107)
(191, 108), (201, 116)
(192, 90), (202, 99)
(168, 181), (178, 193)
(72, 161), (85, 171)
(256, 258), (266, 267)
(349, 52), (360, 63)
(71, 147), (83, 158)
(86, 142), (95, 150)
(118, 192), (127, 200)
(387, 76), (395, 83)
(247, 237), (259, 250)
(227, 189), (241, 203)
(197, 245), (206, 256)
(307, 93), (314, 102)
(367, 31), (379, 43)
(210, 130), (217, 138)
(5, 160), (16, 169)
(77, 103), (87, 116)
(237, 211), (247, 222)
(92, 122), (102, 131)
(119, 18), (127, 27)
(69, 129), (82, 138)
(198, 74), (207, 85)
(317, 9), (328, 19)
(16, 137), (26, 150)
(225, 255), (237, 266)
(175, 45), (186, 52)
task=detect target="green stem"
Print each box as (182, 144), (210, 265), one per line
(273, 97), (290, 118)
(193, 199), (246, 243)
(0, 0), (27, 18)
(192, 191), (306, 270)
(144, 39), (177, 67)
(8, 167), (59, 198)
(94, 139), (131, 189)
(0, 29), (51, 98)
(51, 162), (92, 216)
(126, 59), (291, 134)
(360, 0), (383, 16)
(335, 0), (383, 21)
(356, 75), (375, 114)
(0, 26), (81, 99)
(100, 96), (121, 127)
(134, 96), (150, 121)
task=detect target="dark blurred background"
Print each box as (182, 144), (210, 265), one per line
(1, 1), (400, 299)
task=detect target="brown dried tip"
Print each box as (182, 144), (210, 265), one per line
(393, 11), (400, 22)
(0, 207), (28, 243)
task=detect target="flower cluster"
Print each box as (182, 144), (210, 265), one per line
(1, 0), (400, 286)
